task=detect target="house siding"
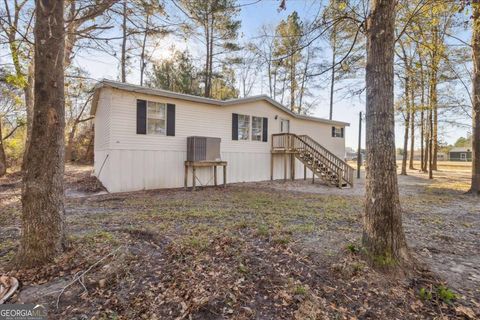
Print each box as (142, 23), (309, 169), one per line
(449, 151), (472, 161)
(94, 88), (347, 192)
(93, 88), (113, 190)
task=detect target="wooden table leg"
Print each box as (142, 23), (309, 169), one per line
(214, 165), (217, 186)
(184, 165), (188, 189)
(192, 166), (196, 191)
(223, 165), (226, 188)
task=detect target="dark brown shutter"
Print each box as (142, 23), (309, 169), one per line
(232, 113), (238, 140)
(331, 126), (335, 137)
(340, 127), (344, 138)
(136, 99), (147, 134)
(166, 103), (175, 136)
(262, 117), (268, 142)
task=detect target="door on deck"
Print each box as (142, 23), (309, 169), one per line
(280, 119), (290, 133)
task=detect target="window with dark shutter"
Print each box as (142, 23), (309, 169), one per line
(262, 117), (268, 142)
(232, 113), (238, 140)
(166, 103), (175, 136)
(332, 126), (343, 138)
(136, 99), (147, 134)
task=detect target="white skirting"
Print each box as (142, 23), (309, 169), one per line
(94, 149), (314, 193)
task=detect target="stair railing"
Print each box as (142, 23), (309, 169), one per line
(272, 133), (354, 187)
(298, 135), (354, 186)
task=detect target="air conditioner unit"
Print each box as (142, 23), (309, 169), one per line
(187, 136), (221, 162)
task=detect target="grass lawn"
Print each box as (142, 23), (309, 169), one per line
(0, 165), (478, 319)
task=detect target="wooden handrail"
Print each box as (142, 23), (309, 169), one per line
(272, 133), (354, 187)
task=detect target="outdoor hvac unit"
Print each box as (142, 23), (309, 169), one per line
(187, 136), (221, 162)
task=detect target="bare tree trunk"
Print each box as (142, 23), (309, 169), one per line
(470, 4), (480, 195)
(431, 26), (439, 171)
(329, 30), (337, 120)
(280, 75), (287, 105)
(65, 95), (91, 162)
(432, 97), (438, 170)
(428, 103), (434, 179)
(420, 58), (426, 172)
(401, 74), (410, 175)
(65, 125), (77, 163)
(273, 68), (277, 100)
(428, 70), (438, 178)
(208, 23), (214, 97)
(420, 108), (425, 170)
(120, 1), (127, 83)
(363, 0), (410, 268)
(22, 63), (35, 170)
(85, 126), (95, 163)
(267, 60), (273, 98)
(424, 109), (430, 173)
(0, 117), (6, 176)
(140, 14), (150, 86)
(401, 114), (410, 175)
(290, 56), (295, 111)
(298, 48), (310, 114)
(204, 14), (211, 98)
(18, 0), (66, 268)
(409, 86), (415, 170)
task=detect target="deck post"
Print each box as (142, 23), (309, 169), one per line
(270, 153), (274, 181)
(291, 153), (295, 180)
(312, 161), (315, 184)
(338, 168), (343, 188)
(284, 153), (287, 182)
(214, 165), (217, 186)
(303, 163), (306, 180)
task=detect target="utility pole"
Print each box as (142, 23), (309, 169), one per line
(357, 111), (362, 179)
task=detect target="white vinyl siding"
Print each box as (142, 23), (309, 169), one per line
(94, 88), (346, 192)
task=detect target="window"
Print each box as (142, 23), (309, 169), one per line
(252, 116), (263, 141)
(332, 126), (344, 138)
(238, 114), (250, 140)
(280, 119), (290, 133)
(147, 101), (166, 135)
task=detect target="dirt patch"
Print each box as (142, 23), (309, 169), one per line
(0, 165), (478, 319)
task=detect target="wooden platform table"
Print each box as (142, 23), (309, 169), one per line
(184, 160), (227, 191)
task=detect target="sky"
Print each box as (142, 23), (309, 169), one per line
(70, 0), (472, 150)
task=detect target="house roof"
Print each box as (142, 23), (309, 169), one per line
(449, 147), (472, 153)
(91, 79), (350, 127)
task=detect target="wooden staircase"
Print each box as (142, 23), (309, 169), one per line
(271, 133), (355, 188)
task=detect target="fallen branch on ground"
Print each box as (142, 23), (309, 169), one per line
(0, 276), (19, 304)
(55, 246), (124, 308)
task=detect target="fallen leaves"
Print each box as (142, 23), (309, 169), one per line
(454, 305), (477, 319)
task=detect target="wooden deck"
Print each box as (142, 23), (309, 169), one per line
(271, 133), (354, 188)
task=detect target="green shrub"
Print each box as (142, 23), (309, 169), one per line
(437, 285), (456, 304)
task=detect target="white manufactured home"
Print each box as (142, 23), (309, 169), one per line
(91, 80), (353, 193)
